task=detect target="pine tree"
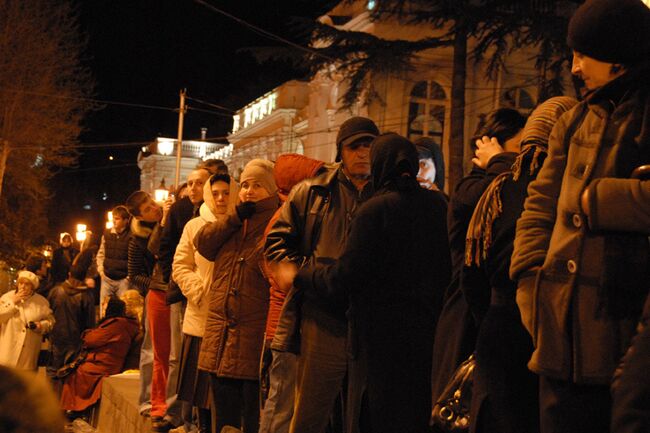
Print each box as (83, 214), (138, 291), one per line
(0, 0), (94, 263)
(308, 0), (580, 190)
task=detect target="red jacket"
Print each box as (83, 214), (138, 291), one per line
(263, 154), (324, 342)
(60, 316), (140, 411)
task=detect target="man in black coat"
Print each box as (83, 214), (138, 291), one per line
(277, 133), (451, 433)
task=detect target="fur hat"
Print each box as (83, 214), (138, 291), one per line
(567, 0), (650, 64)
(335, 117), (379, 162)
(240, 159), (277, 195)
(17, 270), (40, 290)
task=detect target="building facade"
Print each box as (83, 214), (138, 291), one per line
(221, 0), (574, 191)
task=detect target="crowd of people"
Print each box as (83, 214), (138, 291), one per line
(0, 1), (648, 433)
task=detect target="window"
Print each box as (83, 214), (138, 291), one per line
(408, 80), (447, 145)
(500, 88), (535, 112)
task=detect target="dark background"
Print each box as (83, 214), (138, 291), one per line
(48, 0), (332, 238)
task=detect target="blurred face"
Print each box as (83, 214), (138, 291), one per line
(211, 181), (230, 214)
(341, 137), (372, 179)
(239, 179), (270, 203)
(137, 197), (163, 223)
(571, 51), (623, 90)
(17, 279), (35, 296)
(418, 158), (437, 186)
(187, 169), (210, 205)
(113, 213), (129, 232)
(61, 236), (72, 248)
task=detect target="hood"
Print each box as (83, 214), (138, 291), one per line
(273, 153), (325, 201)
(370, 133), (419, 191)
(413, 136), (446, 191)
(200, 174), (240, 222)
(130, 218), (156, 239)
(62, 280), (91, 294)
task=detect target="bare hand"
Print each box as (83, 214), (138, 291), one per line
(162, 197), (174, 223)
(11, 291), (29, 304)
(472, 136), (504, 169)
(272, 261), (298, 292)
(85, 278), (96, 289)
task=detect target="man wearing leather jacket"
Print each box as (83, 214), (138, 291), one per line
(264, 116), (378, 433)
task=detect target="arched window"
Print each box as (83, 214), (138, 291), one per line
(408, 81), (447, 145)
(500, 88), (535, 112)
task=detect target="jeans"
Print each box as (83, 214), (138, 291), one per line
(259, 350), (297, 433)
(99, 275), (131, 316)
(139, 293), (153, 413)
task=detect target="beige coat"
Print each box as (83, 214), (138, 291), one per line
(0, 291), (54, 370)
(511, 68), (650, 384)
(172, 178), (239, 337)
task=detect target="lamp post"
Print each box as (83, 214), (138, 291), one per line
(154, 178), (169, 204)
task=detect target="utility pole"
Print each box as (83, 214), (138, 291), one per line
(174, 89), (187, 190)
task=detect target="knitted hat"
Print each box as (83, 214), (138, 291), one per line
(17, 270), (39, 290)
(240, 159), (277, 195)
(335, 117), (379, 162)
(567, 0), (650, 64)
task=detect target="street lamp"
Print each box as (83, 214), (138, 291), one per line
(154, 178), (169, 203)
(106, 211), (113, 230)
(76, 224), (87, 242)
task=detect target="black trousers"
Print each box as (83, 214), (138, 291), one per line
(539, 376), (610, 433)
(210, 375), (259, 433)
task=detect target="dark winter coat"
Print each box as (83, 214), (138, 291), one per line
(127, 219), (164, 295)
(195, 195), (279, 380)
(295, 134), (451, 433)
(430, 152), (516, 402)
(264, 165), (372, 353)
(461, 154), (543, 433)
(51, 246), (79, 284)
(60, 316), (140, 411)
(47, 281), (96, 373)
(511, 66), (650, 384)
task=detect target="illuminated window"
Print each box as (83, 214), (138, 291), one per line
(408, 80), (447, 145)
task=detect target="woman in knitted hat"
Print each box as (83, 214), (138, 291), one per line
(194, 158), (279, 433)
(462, 96), (578, 433)
(0, 270), (54, 370)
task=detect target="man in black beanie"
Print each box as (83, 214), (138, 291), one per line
(510, 1), (650, 433)
(265, 116), (378, 432)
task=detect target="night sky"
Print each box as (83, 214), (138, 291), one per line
(49, 0), (332, 238)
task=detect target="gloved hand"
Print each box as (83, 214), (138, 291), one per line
(236, 201), (257, 221)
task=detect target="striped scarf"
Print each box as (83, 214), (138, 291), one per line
(465, 96), (578, 267)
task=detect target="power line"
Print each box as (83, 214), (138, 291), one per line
(193, 0), (334, 61)
(186, 106), (234, 118)
(185, 95), (235, 113)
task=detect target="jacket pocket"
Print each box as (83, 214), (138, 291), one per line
(516, 268), (542, 346)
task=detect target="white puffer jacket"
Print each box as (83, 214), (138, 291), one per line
(172, 176), (238, 337)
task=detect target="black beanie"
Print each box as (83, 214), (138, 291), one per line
(567, 0), (650, 64)
(105, 297), (126, 319)
(335, 117), (379, 162)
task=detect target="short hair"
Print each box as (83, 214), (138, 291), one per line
(112, 205), (130, 220)
(0, 365), (65, 433)
(472, 108), (527, 148)
(25, 254), (46, 273)
(69, 247), (96, 281)
(198, 159), (229, 175)
(210, 173), (231, 186)
(125, 190), (150, 217)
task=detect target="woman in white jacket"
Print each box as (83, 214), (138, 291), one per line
(173, 173), (238, 433)
(0, 270), (54, 370)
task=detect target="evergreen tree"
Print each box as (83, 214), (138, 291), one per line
(308, 0), (581, 190)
